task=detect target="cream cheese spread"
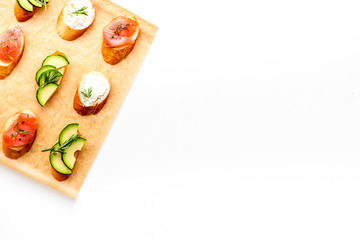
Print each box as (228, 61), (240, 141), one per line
(63, 0), (95, 30)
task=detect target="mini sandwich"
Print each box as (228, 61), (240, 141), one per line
(35, 51), (70, 107)
(14, 0), (49, 22)
(2, 109), (37, 159)
(42, 123), (86, 181)
(73, 71), (110, 115)
(0, 26), (25, 79)
(101, 16), (139, 65)
(57, 0), (95, 41)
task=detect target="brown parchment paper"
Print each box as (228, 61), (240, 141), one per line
(0, 0), (157, 198)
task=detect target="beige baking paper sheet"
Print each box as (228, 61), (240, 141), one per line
(0, 0), (157, 198)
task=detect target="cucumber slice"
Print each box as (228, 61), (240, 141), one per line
(36, 65), (56, 85)
(38, 69), (62, 86)
(36, 83), (58, 107)
(49, 143), (72, 175)
(17, 0), (33, 12)
(28, 0), (42, 8)
(62, 138), (86, 170)
(59, 123), (79, 145)
(42, 54), (69, 69)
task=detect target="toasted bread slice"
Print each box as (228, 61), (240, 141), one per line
(2, 109), (37, 159)
(73, 71), (110, 116)
(14, 1), (35, 22)
(0, 27), (25, 80)
(101, 16), (139, 65)
(101, 42), (135, 65)
(57, 0), (95, 41)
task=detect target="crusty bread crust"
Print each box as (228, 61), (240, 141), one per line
(101, 41), (135, 65)
(2, 110), (37, 159)
(51, 164), (70, 181)
(73, 85), (110, 116)
(14, 1), (35, 22)
(57, 8), (91, 41)
(0, 30), (25, 80)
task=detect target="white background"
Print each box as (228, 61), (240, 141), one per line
(2, 0), (360, 239)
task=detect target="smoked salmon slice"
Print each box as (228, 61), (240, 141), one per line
(3, 113), (37, 147)
(103, 16), (139, 48)
(0, 26), (23, 64)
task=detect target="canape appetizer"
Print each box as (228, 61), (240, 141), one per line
(35, 52), (69, 106)
(15, 0), (49, 22)
(101, 16), (139, 65)
(2, 110), (37, 159)
(0, 26), (24, 79)
(73, 71), (110, 115)
(57, 0), (95, 41)
(42, 123), (86, 181)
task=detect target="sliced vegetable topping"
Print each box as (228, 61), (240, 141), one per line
(17, 0), (33, 12)
(42, 54), (69, 69)
(36, 83), (58, 107)
(38, 69), (62, 87)
(36, 65), (56, 84)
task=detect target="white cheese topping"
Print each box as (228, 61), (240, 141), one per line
(63, 0), (95, 30)
(79, 71), (110, 107)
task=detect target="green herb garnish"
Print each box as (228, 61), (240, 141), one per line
(11, 120), (33, 142)
(39, 70), (63, 88)
(42, 134), (82, 154)
(81, 87), (93, 98)
(5, 54), (13, 60)
(111, 23), (130, 38)
(71, 6), (88, 16)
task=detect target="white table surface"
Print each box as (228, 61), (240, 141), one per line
(2, 0), (360, 239)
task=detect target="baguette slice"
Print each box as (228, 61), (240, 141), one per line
(73, 71), (110, 116)
(101, 16), (139, 65)
(0, 26), (25, 80)
(14, 0), (35, 22)
(2, 109), (37, 159)
(57, 0), (95, 41)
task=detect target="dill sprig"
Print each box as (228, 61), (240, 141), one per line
(42, 134), (82, 153)
(39, 70), (62, 88)
(71, 6), (88, 16)
(81, 87), (92, 98)
(111, 23), (130, 38)
(10, 116), (33, 142)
